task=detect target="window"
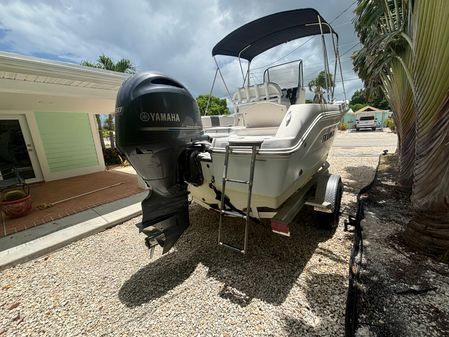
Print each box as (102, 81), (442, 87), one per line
(360, 116), (375, 121)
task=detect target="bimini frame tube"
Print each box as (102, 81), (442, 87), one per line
(212, 56), (238, 119)
(306, 19), (346, 103)
(322, 22), (347, 102)
(213, 56), (235, 104)
(336, 42), (347, 102)
(238, 44), (252, 87)
(205, 68), (219, 115)
(317, 15), (331, 103)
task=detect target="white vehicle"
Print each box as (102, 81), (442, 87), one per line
(116, 8), (349, 255)
(356, 112), (377, 131)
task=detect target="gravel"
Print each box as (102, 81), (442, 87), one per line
(0, 131), (396, 337)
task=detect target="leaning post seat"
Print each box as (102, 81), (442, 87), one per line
(232, 82), (290, 128)
(239, 102), (287, 128)
(232, 82), (283, 105)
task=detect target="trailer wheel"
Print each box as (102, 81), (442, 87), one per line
(317, 177), (343, 229)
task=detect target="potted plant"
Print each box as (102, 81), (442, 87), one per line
(0, 188), (32, 218)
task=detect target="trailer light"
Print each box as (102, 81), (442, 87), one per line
(271, 220), (291, 237)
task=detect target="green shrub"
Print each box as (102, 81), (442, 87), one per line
(100, 129), (109, 138)
(3, 190), (27, 202)
(103, 148), (126, 166)
(338, 121), (348, 131)
(385, 117), (395, 131)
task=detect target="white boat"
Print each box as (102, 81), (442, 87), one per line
(116, 8), (349, 255)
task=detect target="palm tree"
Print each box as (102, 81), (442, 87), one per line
(307, 71), (334, 103)
(95, 115), (106, 149)
(353, 0), (449, 255)
(81, 54), (136, 149)
(353, 0), (415, 190)
(403, 0), (449, 255)
(81, 54), (136, 73)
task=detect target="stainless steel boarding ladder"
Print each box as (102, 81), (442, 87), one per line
(218, 139), (263, 254)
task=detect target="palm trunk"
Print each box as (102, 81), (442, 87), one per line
(95, 114), (106, 150)
(406, 95), (449, 255)
(108, 114), (115, 148)
(109, 130), (115, 149)
(387, 60), (415, 190)
(404, 0), (449, 256)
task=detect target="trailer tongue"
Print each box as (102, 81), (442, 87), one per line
(115, 72), (203, 253)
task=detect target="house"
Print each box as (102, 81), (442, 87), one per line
(354, 105), (391, 129)
(342, 105), (392, 129)
(341, 108), (356, 128)
(0, 52), (129, 183)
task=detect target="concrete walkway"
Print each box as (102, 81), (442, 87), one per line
(0, 191), (146, 270)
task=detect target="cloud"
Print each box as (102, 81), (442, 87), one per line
(0, 0), (362, 99)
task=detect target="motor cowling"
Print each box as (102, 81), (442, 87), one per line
(115, 72), (203, 253)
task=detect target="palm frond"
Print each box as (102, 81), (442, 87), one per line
(97, 54), (115, 71)
(115, 59), (136, 74)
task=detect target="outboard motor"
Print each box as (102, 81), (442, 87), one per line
(115, 72), (203, 254)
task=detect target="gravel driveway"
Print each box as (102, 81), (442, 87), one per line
(0, 131), (397, 337)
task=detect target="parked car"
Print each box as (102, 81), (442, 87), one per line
(356, 112), (377, 131)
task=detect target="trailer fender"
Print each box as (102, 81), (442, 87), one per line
(313, 174), (343, 214)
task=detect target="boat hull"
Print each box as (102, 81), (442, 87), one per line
(189, 103), (345, 210)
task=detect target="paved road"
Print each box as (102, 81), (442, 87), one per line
(331, 129), (397, 157)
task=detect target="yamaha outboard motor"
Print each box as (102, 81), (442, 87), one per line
(115, 72), (203, 254)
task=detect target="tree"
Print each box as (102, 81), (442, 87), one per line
(370, 94), (390, 111)
(350, 89), (367, 106)
(81, 55), (136, 149)
(196, 95), (229, 116)
(349, 89), (368, 111)
(353, 0), (449, 256)
(353, 0), (415, 189)
(103, 116), (115, 148)
(403, 0), (449, 255)
(307, 71), (334, 103)
(95, 115), (106, 149)
(350, 103), (367, 112)
(81, 54), (136, 73)
(350, 88), (390, 111)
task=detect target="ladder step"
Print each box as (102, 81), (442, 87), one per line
(228, 139), (264, 146)
(218, 142), (261, 254)
(225, 178), (249, 184)
(218, 242), (245, 254)
(221, 210), (247, 219)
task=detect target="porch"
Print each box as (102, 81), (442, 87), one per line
(1, 167), (145, 237)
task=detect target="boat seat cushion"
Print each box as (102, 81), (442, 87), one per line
(232, 82), (283, 104)
(241, 101), (288, 128)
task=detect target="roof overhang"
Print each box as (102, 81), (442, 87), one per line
(354, 105), (385, 113)
(0, 52), (129, 113)
(212, 8), (336, 61)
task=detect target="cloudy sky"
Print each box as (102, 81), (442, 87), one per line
(0, 0), (362, 101)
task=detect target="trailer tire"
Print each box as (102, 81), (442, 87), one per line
(318, 177), (343, 229)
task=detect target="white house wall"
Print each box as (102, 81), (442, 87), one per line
(0, 110), (105, 182)
(0, 52), (126, 182)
